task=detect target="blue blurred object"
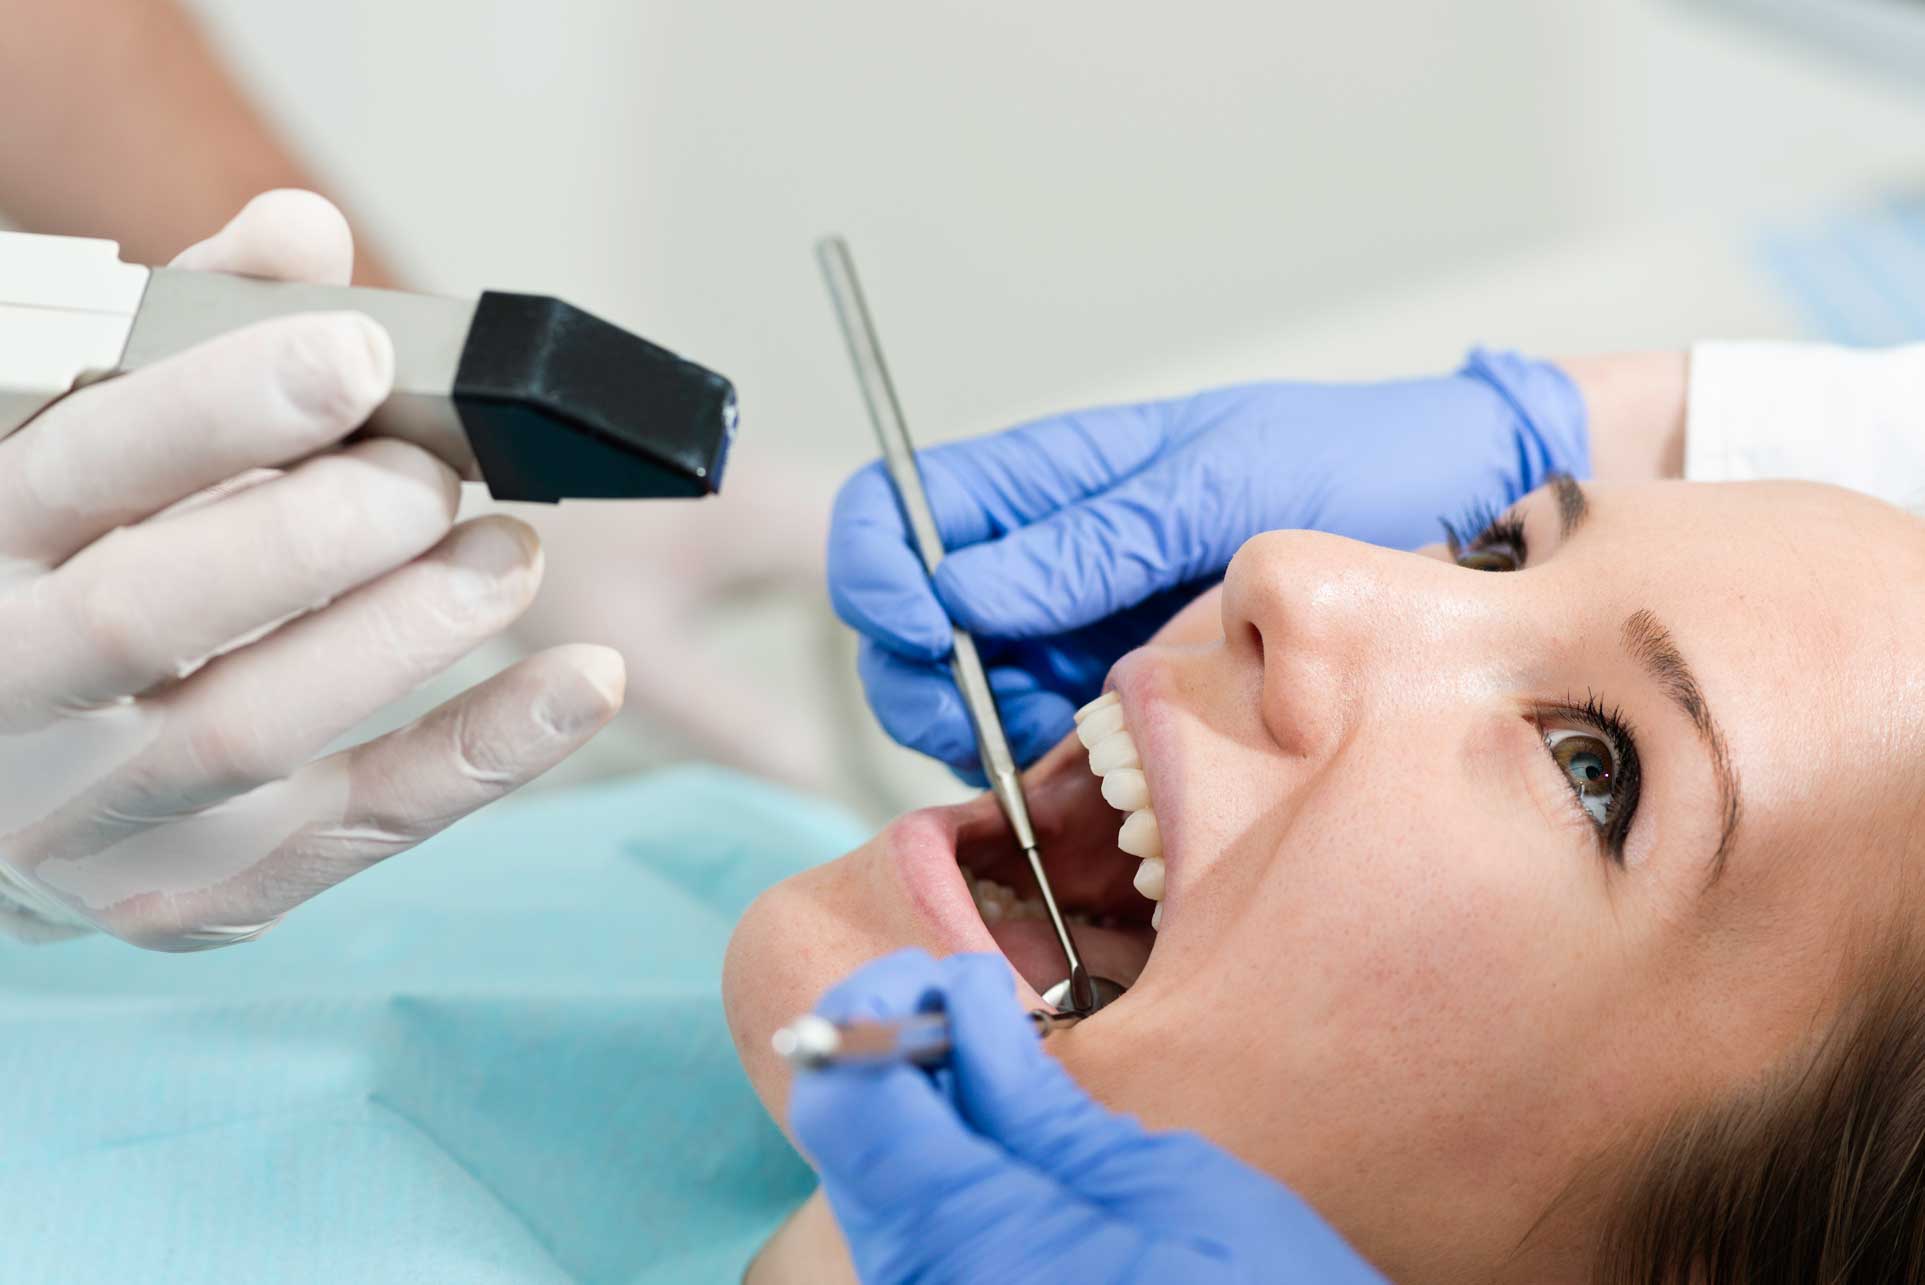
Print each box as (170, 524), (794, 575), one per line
(0, 767), (866, 1285)
(1757, 191), (1925, 345)
(1683, 0), (1925, 89)
(791, 949), (1388, 1284)
(828, 348), (1589, 779)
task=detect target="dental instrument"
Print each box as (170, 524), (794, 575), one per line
(773, 1005), (1085, 1071)
(815, 235), (1123, 1017)
(0, 230), (735, 502)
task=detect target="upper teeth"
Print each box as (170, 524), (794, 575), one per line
(1076, 690), (1164, 931)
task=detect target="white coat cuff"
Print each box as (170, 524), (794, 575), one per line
(1687, 341), (1925, 508)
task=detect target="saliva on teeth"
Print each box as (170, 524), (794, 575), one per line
(1075, 690), (1164, 932)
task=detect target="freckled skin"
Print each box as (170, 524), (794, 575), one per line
(726, 480), (1925, 1285)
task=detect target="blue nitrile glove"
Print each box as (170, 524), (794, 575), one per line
(789, 950), (1388, 1285)
(828, 348), (1587, 778)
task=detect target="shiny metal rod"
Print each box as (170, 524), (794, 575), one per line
(774, 1007), (1085, 1071)
(815, 235), (1099, 1015)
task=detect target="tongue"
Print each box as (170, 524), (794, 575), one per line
(987, 918), (1155, 995)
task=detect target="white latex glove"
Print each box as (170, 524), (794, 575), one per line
(0, 190), (625, 949)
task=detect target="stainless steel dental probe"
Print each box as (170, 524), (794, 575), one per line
(773, 1006), (1085, 1071)
(816, 235), (1122, 1017)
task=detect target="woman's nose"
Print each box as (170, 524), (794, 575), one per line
(1219, 529), (1503, 756)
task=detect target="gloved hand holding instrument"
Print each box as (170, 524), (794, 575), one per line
(0, 189), (734, 948)
(829, 353), (1589, 777)
(787, 949), (1388, 1284)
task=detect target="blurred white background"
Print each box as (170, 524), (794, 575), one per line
(187, 0), (1925, 437)
(180, 0), (1925, 815)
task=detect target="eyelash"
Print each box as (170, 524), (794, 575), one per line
(1437, 503), (1642, 861)
(1537, 695), (1642, 863)
(1440, 501), (1527, 563)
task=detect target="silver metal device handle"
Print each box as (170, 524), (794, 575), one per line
(123, 269), (483, 481)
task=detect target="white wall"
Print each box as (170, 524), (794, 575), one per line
(184, 1), (1925, 468)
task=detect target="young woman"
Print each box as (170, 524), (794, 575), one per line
(730, 471), (1925, 1282)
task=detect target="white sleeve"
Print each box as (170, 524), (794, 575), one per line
(1687, 341), (1925, 509)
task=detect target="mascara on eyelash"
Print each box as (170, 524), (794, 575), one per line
(1440, 501), (1527, 561)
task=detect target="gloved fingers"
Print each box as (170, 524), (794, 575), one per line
(976, 664), (1079, 767)
(826, 407), (1172, 662)
(168, 189), (357, 287)
(60, 644), (623, 951)
(920, 402), (1174, 531)
(103, 515), (545, 819)
(941, 952), (1163, 1182)
(797, 1061), (1069, 1252)
(932, 453), (1233, 640)
(826, 461), (957, 661)
(1081, 1131), (1389, 1283)
(1115, 1133), (1385, 1274)
(0, 310), (396, 570)
(793, 951), (1054, 1213)
(856, 642), (1075, 778)
(206, 644), (621, 935)
(797, 953), (1183, 1283)
(855, 641), (980, 778)
(26, 438), (457, 712)
(810, 946), (948, 1022)
(940, 962), (1364, 1264)
(827, 1164), (1155, 1285)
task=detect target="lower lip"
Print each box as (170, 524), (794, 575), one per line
(881, 799), (1050, 1008)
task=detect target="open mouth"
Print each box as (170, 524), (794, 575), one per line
(942, 690), (1164, 1006)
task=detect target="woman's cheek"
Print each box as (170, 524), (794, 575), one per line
(1261, 770), (1577, 1070)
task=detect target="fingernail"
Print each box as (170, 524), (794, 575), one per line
(573, 646), (627, 716)
(545, 647), (626, 735)
(450, 518), (540, 580)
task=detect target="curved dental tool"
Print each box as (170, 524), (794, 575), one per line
(816, 235), (1122, 1017)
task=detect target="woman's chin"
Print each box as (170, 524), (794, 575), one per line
(722, 849), (883, 1133)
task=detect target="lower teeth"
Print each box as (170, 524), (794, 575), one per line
(964, 871), (1102, 927)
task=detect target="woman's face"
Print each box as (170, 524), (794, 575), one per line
(725, 479), (1925, 1282)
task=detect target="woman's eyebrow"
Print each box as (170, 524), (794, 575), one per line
(1551, 474), (1588, 538)
(1620, 608), (1744, 882)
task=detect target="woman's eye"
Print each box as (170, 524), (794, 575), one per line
(1545, 728), (1615, 827)
(1456, 546), (1519, 573)
(1442, 509), (1527, 572)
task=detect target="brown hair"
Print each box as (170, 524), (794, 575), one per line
(1593, 961), (1925, 1284)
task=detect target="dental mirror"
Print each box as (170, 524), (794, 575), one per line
(1041, 975), (1130, 1014)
